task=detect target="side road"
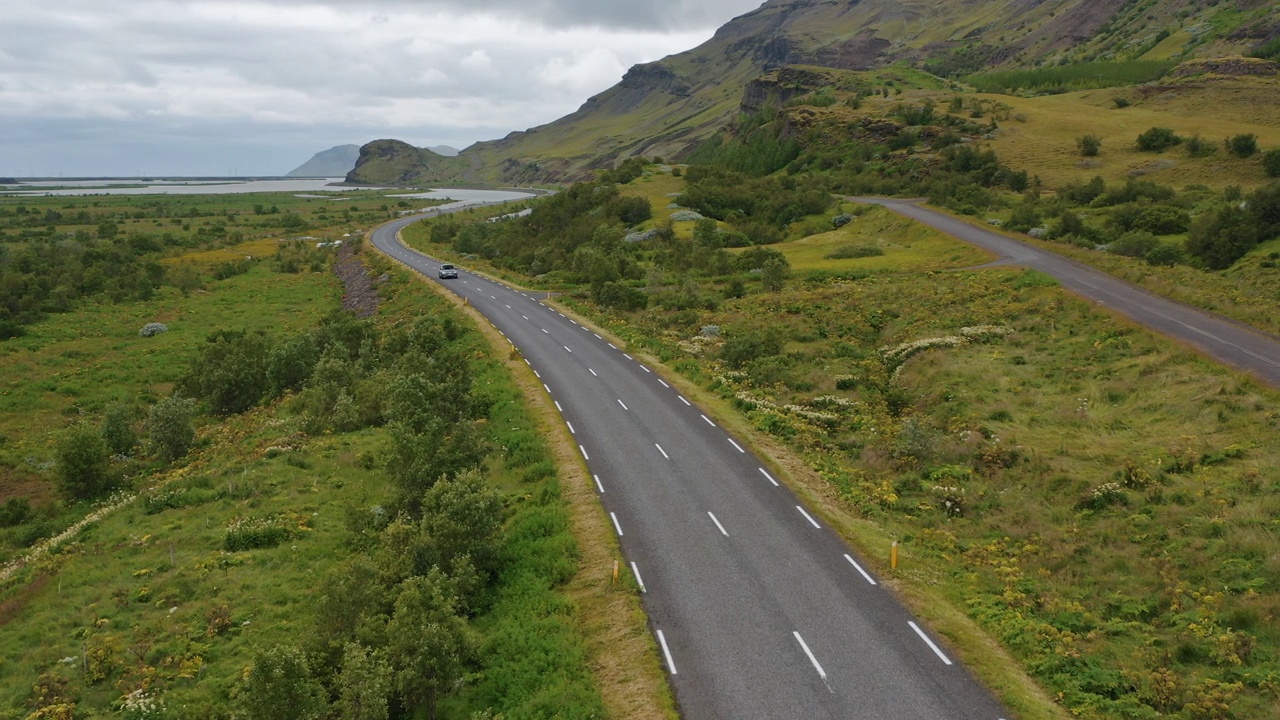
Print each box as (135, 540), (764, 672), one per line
(855, 197), (1280, 388)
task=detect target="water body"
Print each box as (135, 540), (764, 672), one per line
(0, 179), (534, 203)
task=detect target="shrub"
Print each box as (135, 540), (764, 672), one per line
(1077, 134), (1102, 157)
(1113, 97), (1130, 109)
(594, 281), (647, 311)
(179, 330), (271, 415)
(56, 425), (114, 500)
(138, 322), (168, 337)
(234, 645), (327, 720)
(825, 244), (884, 259)
(1184, 134), (1216, 158)
(721, 330), (784, 368)
(831, 213), (854, 228)
(1186, 205), (1259, 270)
(1107, 231), (1160, 258)
(147, 396), (197, 463)
(1136, 127), (1181, 152)
(1144, 242), (1184, 267)
(101, 403), (137, 457)
(1263, 148), (1280, 178)
(225, 514), (295, 551)
(0, 497), (32, 527)
(1225, 133), (1258, 158)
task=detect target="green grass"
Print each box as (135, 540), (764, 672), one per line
(965, 61), (1177, 95)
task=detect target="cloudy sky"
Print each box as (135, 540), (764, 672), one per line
(0, 0), (764, 177)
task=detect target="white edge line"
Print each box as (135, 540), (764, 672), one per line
(794, 632), (827, 680)
(908, 622), (953, 666)
(624, 353), (634, 360)
(580, 445), (590, 460)
(759, 467), (780, 487)
(659, 379), (669, 388)
(630, 562), (646, 592)
(701, 415), (715, 426)
(593, 474), (604, 493)
(655, 444), (669, 459)
(555, 401), (563, 412)
(566, 422), (576, 435)
(618, 399), (628, 410)
(609, 512), (623, 536)
(679, 396), (691, 406)
(564, 345), (573, 353)
(543, 383), (551, 393)
(657, 630), (677, 675)
(728, 438), (745, 453)
(797, 506), (821, 529)
(641, 366), (651, 373)
(844, 554), (877, 585)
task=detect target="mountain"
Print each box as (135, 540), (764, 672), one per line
(427, 145), (460, 157)
(349, 0), (1280, 185)
(342, 140), (471, 185)
(287, 144), (362, 177)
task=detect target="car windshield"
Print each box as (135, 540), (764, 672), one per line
(442, 264), (454, 269)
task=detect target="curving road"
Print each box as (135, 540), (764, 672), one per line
(856, 198), (1280, 388)
(372, 208), (1009, 720)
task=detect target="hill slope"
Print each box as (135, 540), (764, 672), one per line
(286, 144), (361, 177)
(349, 0), (1279, 185)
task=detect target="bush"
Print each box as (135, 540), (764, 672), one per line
(179, 330), (271, 415)
(147, 396), (197, 463)
(1107, 231), (1161, 258)
(594, 281), (647, 311)
(824, 244), (884, 259)
(1225, 133), (1258, 158)
(1136, 127), (1181, 152)
(1077, 134), (1102, 157)
(56, 426), (114, 500)
(0, 497), (32, 528)
(721, 330), (784, 368)
(1186, 205), (1258, 270)
(138, 322), (168, 337)
(101, 403), (137, 457)
(1144, 242), (1184, 267)
(1263, 149), (1280, 178)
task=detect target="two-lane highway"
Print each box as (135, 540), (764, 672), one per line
(372, 211), (1009, 719)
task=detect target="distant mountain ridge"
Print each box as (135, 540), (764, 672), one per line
(348, 0), (1279, 185)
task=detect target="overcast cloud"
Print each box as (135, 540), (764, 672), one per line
(0, 0), (764, 177)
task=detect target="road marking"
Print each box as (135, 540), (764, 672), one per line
(797, 506), (821, 529)
(708, 512), (729, 537)
(608, 342), (618, 349)
(564, 346), (573, 353)
(558, 312), (566, 318)
(609, 512), (623, 536)
(617, 399), (629, 410)
(908, 622), (953, 665)
(759, 467), (780, 486)
(542, 328), (549, 334)
(522, 315), (529, 320)
(570, 319), (578, 325)
(655, 444), (669, 459)
(594, 333), (603, 339)
(728, 438), (745, 453)
(533, 370), (541, 378)
(589, 368), (598, 377)
(624, 353), (634, 360)
(506, 304), (512, 309)
(701, 415), (715, 427)
(593, 474), (604, 493)
(679, 396), (692, 406)
(543, 383), (551, 393)
(658, 379), (669, 388)
(555, 401), (563, 412)
(580, 445), (590, 461)
(630, 562), (646, 592)
(793, 632), (828, 681)
(566, 422), (576, 435)
(490, 295), (496, 299)
(657, 630), (677, 675)
(844, 554), (877, 585)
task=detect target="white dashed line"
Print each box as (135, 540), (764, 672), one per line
(797, 506), (821, 529)
(655, 444), (669, 459)
(543, 383), (551, 393)
(593, 474), (604, 493)
(794, 632), (828, 681)
(589, 368), (598, 377)
(522, 315), (529, 320)
(555, 401), (563, 412)
(728, 438), (745, 453)
(566, 422), (576, 435)
(608, 342), (618, 350)
(609, 512), (623, 536)
(541, 328), (549, 334)
(759, 468), (779, 487)
(533, 370), (541, 378)
(594, 333), (603, 339)
(701, 415), (715, 427)
(624, 353), (634, 360)
(707, 512), (729, 537)
(630, 562), (646, 592)
(658, 379), (669, 388)
(580, 445), (590, 461)
(908, 622), (953, 666)
(678, 396), (691, 406)
(617, 399), (629, 410)
(523, 358), (531, 366)
(506, 304), (511, 309)
(844, 554), (877, 585)
(657, 630), (677, 675)
(564, 346), (572, 353)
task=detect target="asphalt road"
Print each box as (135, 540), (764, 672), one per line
(856, 198), (1280, 388)
(371, 209), (1010, 720)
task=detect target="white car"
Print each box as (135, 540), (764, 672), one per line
(438, 263), (458, 279)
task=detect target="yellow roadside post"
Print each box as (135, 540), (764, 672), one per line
(612, 560), (620, 584)
(891, 541), (899, 570)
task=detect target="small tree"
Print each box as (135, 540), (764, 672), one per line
(235, 645), (327, 720)
(333, 644), (393, 720)
(56, 426), (113, 501)
(761, 258), (789, 292)
(1077, 134), (1102, 157)
(147, 396), (196, 463)
(387, 573), (473, 720)
(101, 403), (138, 457)
(1225, 133), (1258, 158)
